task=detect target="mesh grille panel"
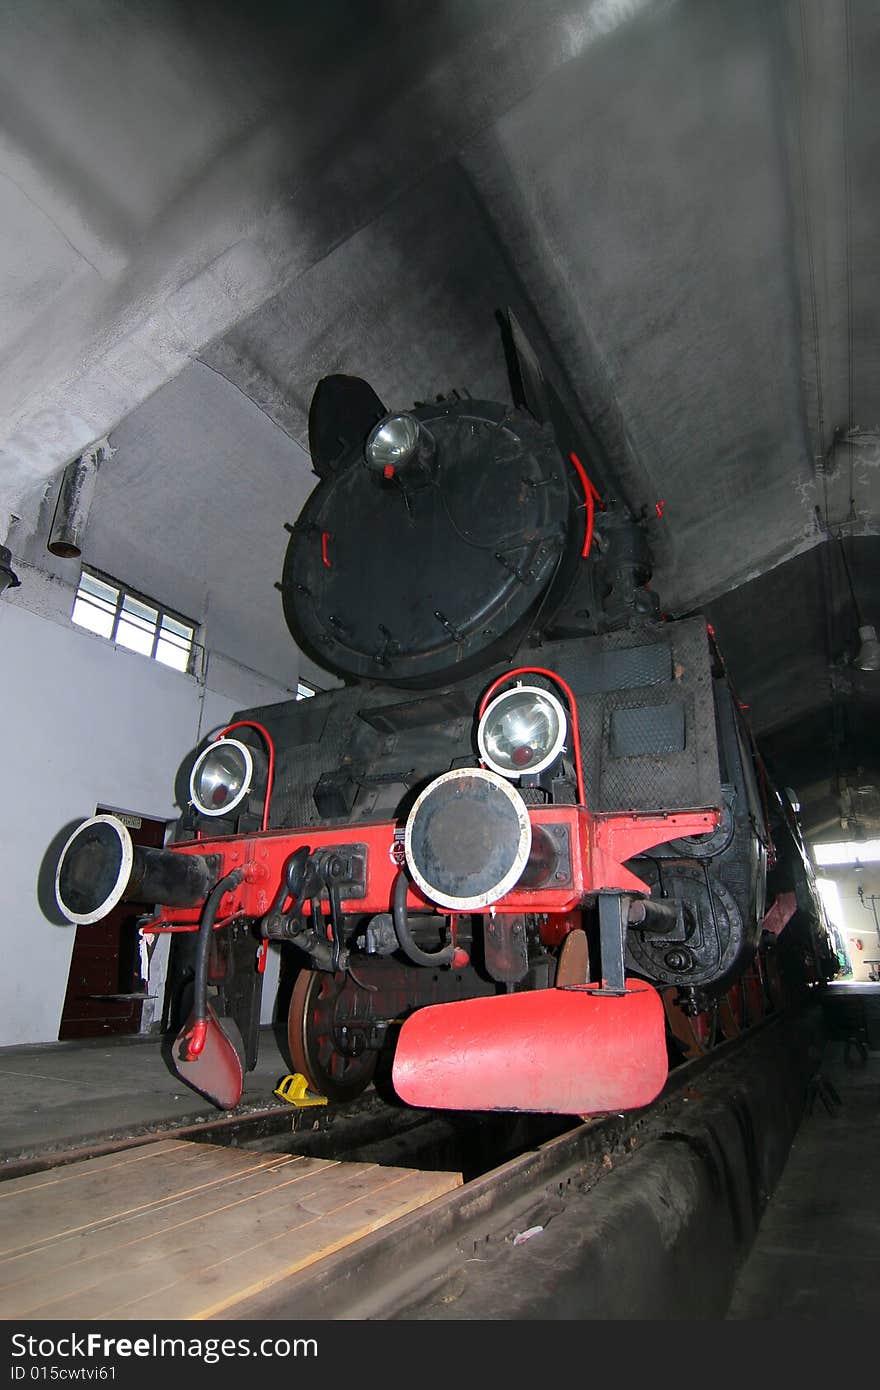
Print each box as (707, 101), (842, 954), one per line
(609, 702), (686, 758)
(541, 619), (720, 812)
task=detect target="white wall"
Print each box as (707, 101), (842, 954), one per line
(829, 864), (880, 982)
(1, 577), (295, 1046)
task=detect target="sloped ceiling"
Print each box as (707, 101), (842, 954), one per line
(2, 0), (878, 838)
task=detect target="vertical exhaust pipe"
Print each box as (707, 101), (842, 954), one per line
(47, 441), (110, 559)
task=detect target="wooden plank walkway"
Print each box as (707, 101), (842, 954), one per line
(0, 1139), (461, 1320)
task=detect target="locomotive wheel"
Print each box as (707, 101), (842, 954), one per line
(718, 982), (745, 1040)
(741, 955), (767, 1025)
(686, 1002), (718, 1054)
(287, 969), (377, 1103)
(556, 927), (589, 986)
(763, 949), (788, 1012)
(663, 988), (718, 1059)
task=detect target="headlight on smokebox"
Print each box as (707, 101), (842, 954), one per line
(477, 684), (568, 780)
(189, 737), (263, 818)
(364, 412), (436, 482)
(365, 413), (421, 471)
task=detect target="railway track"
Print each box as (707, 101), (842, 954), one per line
(228, 1005), (826, 1320)
(1, 1005), (820, 1206)
(0, 1006), (826, 1318)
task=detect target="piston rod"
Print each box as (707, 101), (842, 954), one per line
(628, 897), (681, 933)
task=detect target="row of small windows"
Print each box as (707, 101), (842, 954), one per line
(71, 568), (324, 699)
(72, 569), (196, 672)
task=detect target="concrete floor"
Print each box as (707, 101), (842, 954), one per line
(0, 1025), (290, 1171)
(728, 1013), (880, 1318)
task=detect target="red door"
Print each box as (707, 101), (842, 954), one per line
(58, 809), (167, 1040)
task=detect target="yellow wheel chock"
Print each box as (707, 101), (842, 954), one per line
(274, 1072), (328, 1107)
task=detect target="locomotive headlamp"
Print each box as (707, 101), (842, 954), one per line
(477, 684), (567, 779)
(189, 738), (255, 817)
(365, 413), (421, 473)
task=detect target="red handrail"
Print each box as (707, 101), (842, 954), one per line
(217, 720), (276, 832)
(568, 451), (601, 558)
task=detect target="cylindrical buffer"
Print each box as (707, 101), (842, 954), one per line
(404, 767), (532, 911)
(55, 814), (216, 925)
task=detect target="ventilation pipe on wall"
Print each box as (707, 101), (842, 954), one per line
(0, 545), (20, 594)
(47, 439), (111, 559)
(835, 533), (879, 672)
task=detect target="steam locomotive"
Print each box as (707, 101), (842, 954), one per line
(55, 327), (836, 1113)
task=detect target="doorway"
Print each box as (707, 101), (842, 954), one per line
(58, 807), (168, 1040)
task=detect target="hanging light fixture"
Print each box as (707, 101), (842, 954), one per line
(854, 624), (880, 672)
(0, 545), (20, 595)
(837, 535), (878, 671)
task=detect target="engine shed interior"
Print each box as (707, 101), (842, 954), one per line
(1, 0), (879, 1335)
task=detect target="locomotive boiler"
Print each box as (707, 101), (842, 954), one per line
(54, 344), (835, 1113)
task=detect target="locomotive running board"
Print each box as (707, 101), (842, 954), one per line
(392, 980), (668, 1115)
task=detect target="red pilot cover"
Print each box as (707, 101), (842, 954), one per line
(173, 1005), (245, 1110)
(392, 979), (668, 1115)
